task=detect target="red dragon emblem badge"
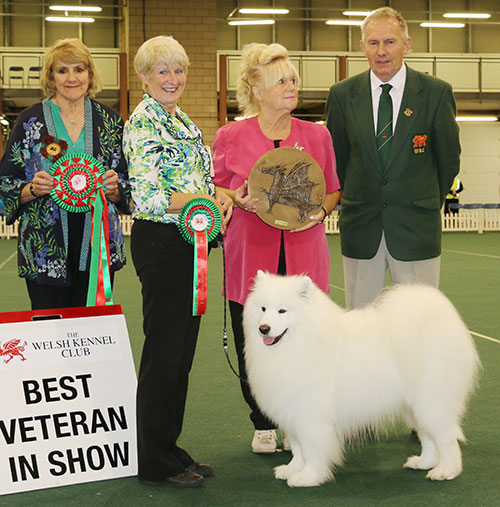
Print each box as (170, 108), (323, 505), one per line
(0, 339), (28, 363)
(412, 134), (427, 154)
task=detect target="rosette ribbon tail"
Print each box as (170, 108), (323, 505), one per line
(177, 197), (222, 317)
(87, 188), (113, 306)
(193, 230), (208, 316)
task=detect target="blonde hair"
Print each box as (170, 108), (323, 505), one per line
(134, 35), (189, 91)
(236, 43), (299, 116)
(361, 7), (409, 41)
(42, 38), (102, 98)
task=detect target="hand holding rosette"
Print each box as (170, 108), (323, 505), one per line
(48, 153), (112, 307)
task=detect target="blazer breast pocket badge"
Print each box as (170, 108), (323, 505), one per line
(412, 134), (428, 154)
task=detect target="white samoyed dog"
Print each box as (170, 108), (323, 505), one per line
(243, 271), (479, 488)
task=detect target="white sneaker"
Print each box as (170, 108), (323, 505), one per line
(282, 432), (291, 452)
(251, 429), (277, 454)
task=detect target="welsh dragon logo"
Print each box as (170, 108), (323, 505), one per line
(0, 339), (27, 363)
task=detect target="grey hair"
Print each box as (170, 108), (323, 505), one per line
(361, 7), (409, 41)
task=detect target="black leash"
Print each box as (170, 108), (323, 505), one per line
(221, 238), (248, 383)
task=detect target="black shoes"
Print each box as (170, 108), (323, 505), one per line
(186, 462), (214, 478)
(139, 463), (214, 488)
(139, 470), (204, 488)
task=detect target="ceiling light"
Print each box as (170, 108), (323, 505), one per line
(326, 20), (363, 26)
(456, 116), (498, 122)
(443, 13), (491, 19)
(228, 19), (275, 26)
(49, 5), (102, 12)
(45, 16), (95, 23)
(238, 8), (289, 15)
(420, 22), (465, 28)
(342, 11), (372, 17)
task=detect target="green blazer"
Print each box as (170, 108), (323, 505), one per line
(326, 65), (460, 261)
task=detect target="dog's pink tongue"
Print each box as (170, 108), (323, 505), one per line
(263, 336), (275, 346)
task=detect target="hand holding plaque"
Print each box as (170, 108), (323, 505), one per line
(247, 147), (326, 230)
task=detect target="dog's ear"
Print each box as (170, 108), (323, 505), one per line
(256, 270), (265, 280)
(298, 276), (313, 298)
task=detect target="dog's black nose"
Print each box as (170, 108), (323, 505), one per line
(259, 324), (270, 335)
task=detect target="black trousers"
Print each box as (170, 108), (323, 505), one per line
(228, 231), (287, 431)
(131, 220), (201, 481)
(444, 198), (459, 215)
(25, 212), (101, 310)
(26, 271), (90, 310)
(229, 300), (275, 430)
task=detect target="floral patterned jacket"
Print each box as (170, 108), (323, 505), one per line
(0, 98), (130, 285)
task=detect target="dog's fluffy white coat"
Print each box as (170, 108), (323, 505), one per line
(243, 271), (479, 487)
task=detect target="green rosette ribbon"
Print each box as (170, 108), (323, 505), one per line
(178, 198), (221, 316)
(48, 153), (112, 307)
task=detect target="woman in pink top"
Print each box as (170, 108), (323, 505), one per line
(212, 43), (341, 454)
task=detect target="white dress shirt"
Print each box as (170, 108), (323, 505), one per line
(370, 64), (407, 134)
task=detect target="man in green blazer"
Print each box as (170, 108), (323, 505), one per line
(326, 7), (460, 309)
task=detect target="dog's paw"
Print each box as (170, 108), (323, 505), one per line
(287, 473), (322, 488)
(274, 464), (290, 480)
(286, 466), (329, 488)
(404, 455), (435, 470)
(426, 465), (462, 481)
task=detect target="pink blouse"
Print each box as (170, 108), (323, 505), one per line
(212, 116), (340, 304)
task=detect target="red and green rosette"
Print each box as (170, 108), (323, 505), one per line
(178, 198), (221, 316)
(48, 153), (113, 307)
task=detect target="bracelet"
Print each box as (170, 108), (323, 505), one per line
(29, 182), (38, 198)
(320, 206), (328, 223)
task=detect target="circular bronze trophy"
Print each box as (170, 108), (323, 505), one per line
(248, 147), (326, 230)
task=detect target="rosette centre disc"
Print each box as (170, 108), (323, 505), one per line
(68, 171), (90, 193)
(190, 213), (210, 232)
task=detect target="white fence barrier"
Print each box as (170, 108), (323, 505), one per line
(324, 208), (500, 234)
(1, 208), (500, 239)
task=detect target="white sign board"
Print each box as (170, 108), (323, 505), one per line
(0, 305), (137, 495)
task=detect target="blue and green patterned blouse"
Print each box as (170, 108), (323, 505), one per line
(123, 94), (215, 224)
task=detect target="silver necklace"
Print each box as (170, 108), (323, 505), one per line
(67, 119), (77, 127)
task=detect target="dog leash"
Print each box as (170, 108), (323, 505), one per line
(221, 238), (248, 384)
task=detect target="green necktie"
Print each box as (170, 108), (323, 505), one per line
(376, 83), (393, 167)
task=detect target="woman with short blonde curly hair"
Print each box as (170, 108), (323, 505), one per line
(123, 35), (232, 488)
(212, 42), (340, 454)
(42, 38), (102, 98)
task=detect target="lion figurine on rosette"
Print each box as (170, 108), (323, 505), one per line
(243, 271), (479, 488)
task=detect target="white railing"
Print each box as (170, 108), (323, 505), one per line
(324, 206), (500, 234)
(0, 216), (17, 239)
(1, 207), (499, 239)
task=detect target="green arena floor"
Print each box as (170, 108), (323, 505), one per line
(0, 232), (499, 506)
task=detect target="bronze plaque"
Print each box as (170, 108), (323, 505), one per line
(248, 147), (326, 230)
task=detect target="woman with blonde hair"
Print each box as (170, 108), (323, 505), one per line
(212, 42), (340, 453)
(123, 35), (232, 488)
(0, 38), (129, 309)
